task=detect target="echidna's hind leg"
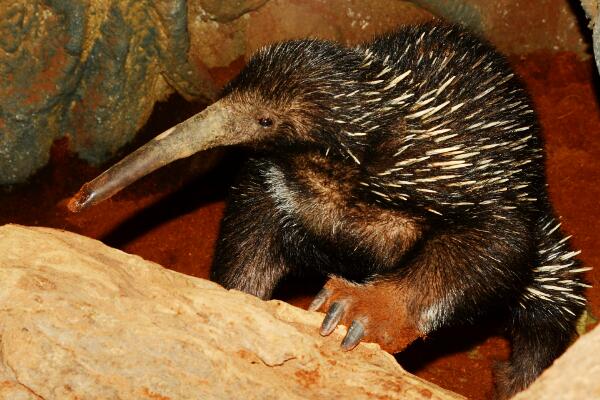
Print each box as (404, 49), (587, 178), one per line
(211, 158), (291, 299)
(495, 215), (588, 399)
(495, 301), (575, 399)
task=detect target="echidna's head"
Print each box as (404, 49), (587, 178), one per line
(218, 39), (365, 149)
(68, 39), (365, 211)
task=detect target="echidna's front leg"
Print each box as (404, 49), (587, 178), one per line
(211, 159), (290, 299)
(309, 276), (424, 353)
(311, 213), (533, 354)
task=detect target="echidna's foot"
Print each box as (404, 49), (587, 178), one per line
(308, 276), (422, 353)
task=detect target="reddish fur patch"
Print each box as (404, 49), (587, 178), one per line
(319, 276), (424, 353)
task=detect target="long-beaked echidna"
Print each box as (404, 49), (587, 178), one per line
(69, 22), (590, 398)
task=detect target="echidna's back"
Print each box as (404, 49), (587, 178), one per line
(364, 23), (547, 219)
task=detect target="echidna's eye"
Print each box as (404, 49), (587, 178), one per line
(258, 117), (273, 127)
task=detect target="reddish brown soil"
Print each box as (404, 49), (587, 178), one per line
(0, 52), (598, 399)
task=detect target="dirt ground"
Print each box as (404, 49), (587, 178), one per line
(1, 51), (598, 399)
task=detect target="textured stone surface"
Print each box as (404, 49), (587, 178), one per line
(413, 0), (588, 55)
(199, 0), (269, 22)
(0, 0), (216, 185)
(0, 224), (464, 400)
(580, 0), (600, 75)
(512, 323), (600, 399)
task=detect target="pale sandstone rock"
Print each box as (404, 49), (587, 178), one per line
(0, 224), (463, 400)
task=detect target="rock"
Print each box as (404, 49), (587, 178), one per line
(580, 0), (600, 76)
(512, 323), (600, 400)
(0, 0), (216, 185)
(410, 0), (588, 55)
(199, 0), (269, 22)
(0, 224), (464, 400)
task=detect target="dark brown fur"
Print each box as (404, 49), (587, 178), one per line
(209, 23), (588, 398)
(288, 154), (424, 268)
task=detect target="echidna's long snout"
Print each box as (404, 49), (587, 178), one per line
(68, 101), (240, 212)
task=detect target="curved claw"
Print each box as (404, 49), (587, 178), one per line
(320, 301), (346, 336)
(341, 320), (365, 351)
(308, 288), (330, 312)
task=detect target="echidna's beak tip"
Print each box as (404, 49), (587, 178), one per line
(66, 101), (236, 213)
(67, 186), (95, 213)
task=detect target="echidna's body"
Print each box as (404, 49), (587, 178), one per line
(71, 23), (589, 399)
(211, 24), (588, 397)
